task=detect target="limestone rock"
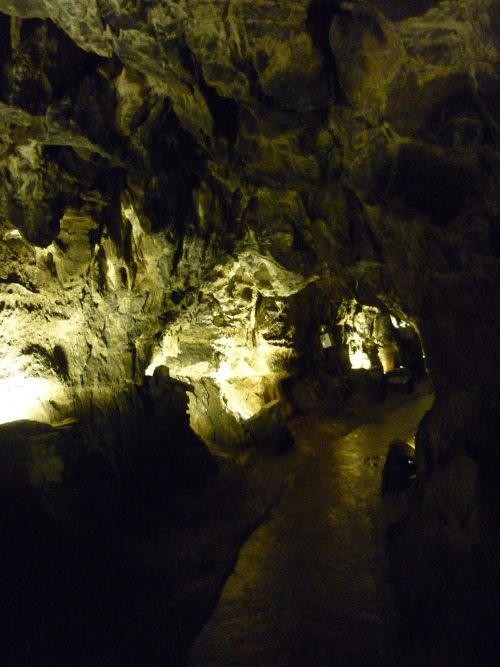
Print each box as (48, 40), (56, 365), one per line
(0, 0), (499, 660)
(381, 438), (416, 493)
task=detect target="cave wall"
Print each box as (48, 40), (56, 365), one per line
(0, 0), (499, 658)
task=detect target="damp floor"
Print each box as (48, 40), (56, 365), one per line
(188, 392), (434, 667)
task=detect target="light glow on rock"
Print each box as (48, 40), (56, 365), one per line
(3, 229), (22, 241)
(145, 349), (164, 376)
(145, 334), (181, 376)
(349, 348), (371, 370)
(0, 375), (60, 424)
(209, 338), (281, 420)
(217, 375), (271, 420)
(390, 315), (410, 329)
(146, 328), (290, 421)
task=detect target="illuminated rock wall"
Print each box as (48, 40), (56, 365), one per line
(0, 1), (499, 658)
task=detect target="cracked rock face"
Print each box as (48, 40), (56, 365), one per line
(0, 0), (500, 655)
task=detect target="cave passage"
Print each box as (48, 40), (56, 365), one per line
(1, 1), (499, 664)
(189, 392), (434, 666)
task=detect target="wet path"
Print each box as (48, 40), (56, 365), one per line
(189, 393), (434, 667)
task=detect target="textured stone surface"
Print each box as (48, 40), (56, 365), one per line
(0, 0), (499, 662)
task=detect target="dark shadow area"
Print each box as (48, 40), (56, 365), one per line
(306, 0), (343, 101)
(393, 143), (478, 225)
(0, 368), (302, 666)
(368, 0), (440, 21)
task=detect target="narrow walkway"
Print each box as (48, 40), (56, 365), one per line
(189, 393), (433, 666)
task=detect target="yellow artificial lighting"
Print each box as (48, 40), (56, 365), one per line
(145, 349), (164, 376)
(146, 328), (289, 422)
(0, 376), (59, 424)
(3, 229), (22, 240)
(349, 348), (371, 370)
(390, 314), (410, 329)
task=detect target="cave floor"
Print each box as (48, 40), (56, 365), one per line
(0, 382), (432, 667)
(188, 388), (434, 667)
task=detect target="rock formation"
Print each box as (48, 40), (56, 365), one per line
(0, 0), (499, 663)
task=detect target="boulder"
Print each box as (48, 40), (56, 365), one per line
(381, 438), (416, 493)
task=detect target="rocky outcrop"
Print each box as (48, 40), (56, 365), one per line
(0, 0), (499, 662)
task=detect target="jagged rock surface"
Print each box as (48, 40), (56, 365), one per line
(0, 0), (499, 663)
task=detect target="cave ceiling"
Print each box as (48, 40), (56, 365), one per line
(0, 0), (499, 420)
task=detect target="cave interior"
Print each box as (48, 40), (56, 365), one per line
(0, 0), (500, 665)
